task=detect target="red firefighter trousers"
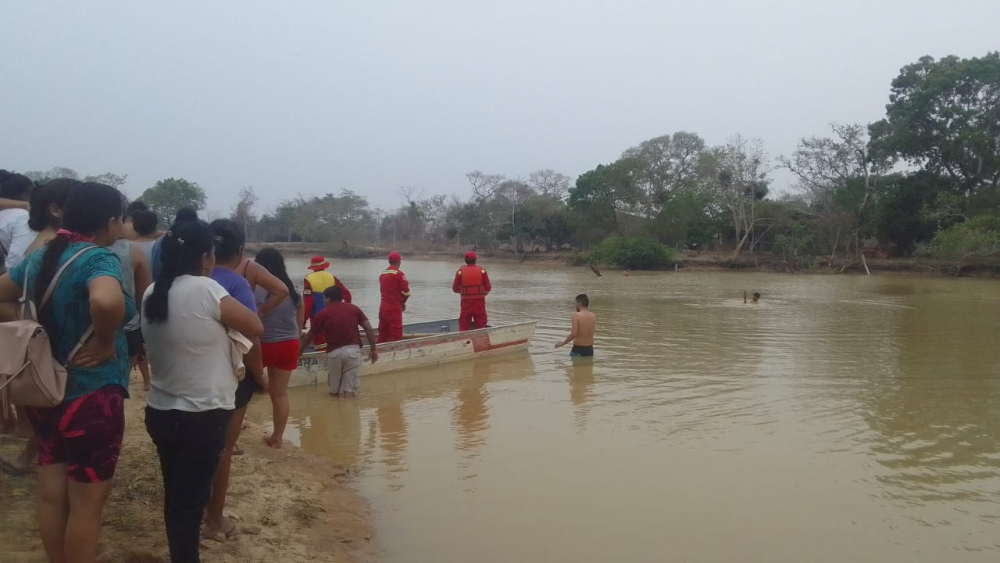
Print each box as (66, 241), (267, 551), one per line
(459, 299), (488, 332)
(377, 307), (404, 343)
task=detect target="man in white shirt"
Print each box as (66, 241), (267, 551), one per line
(0, 171), (35, 274)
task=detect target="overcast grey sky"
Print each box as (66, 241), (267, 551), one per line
(2, 0), (998, 214)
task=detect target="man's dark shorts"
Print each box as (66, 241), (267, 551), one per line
(234, 372), (257, 409)
(570, 345), (594, 358)
(126, 328), (145, 359)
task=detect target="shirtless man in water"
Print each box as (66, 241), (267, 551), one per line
(555, 294), (597, 357)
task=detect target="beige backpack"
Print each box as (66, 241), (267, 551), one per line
(0, 246), (98, 409)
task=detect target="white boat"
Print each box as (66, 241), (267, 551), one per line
(289, 319), (536, 388)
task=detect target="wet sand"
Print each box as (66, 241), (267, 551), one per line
(0, 377), (377, 563)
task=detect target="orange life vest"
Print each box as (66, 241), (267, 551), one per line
(458, 265), (487, 300)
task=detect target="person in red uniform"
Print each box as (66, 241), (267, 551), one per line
(377, 251), (410, 343)
(302, 255), (352, 349)
(452, 251), (492, 331)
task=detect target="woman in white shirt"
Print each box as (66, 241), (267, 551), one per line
(141, 219), (262, 563)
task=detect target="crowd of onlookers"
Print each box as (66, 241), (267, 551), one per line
(0, 171), (304, 563)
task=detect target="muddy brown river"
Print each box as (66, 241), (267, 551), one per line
(249, 258), (1000, 562)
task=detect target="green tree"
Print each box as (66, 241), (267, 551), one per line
(589, 236), (674, 270)
(621, 131), (708, 218)
(932, 215), (1000, 260)
(652, 190), (722, 248)
(874, 172), (953, 254)
(516, 196), (573, 250)
(568, 160), (640, 241)
(870, 52), (1000, 192)
(140, 178), (207, 227)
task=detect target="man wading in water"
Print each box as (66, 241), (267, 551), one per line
(555, 294), (597, 357)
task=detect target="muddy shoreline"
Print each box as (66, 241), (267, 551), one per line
(246, 243), (1000, 277)
(0, 378), (378, 563)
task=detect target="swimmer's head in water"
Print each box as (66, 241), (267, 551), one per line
(752, 292), (761, 302)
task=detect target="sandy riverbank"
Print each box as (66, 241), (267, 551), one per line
(0, 378), (377, 563)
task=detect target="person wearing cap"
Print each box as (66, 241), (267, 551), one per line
(303, 255), (352, 350)
(377, 251), (410, 343)
(452, 251), (492, 331)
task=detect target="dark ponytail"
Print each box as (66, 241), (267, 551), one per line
(34, 183), (126, 326)
(28, 179), (79, 232)
(208, 219), (245, 263)
(254, 247), (301, 308)
(144, 220), (213, 323)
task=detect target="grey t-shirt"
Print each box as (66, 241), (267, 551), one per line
(254, 286), (300, 343)
(111, 239), (140, 331)
(133, 240), (156, 272)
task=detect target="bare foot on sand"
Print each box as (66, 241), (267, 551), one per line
(1, 454), (32, 475)
(265, 435), (283, 449)
(202, 515), (238, 542)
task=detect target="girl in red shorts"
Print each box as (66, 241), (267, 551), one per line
(254, 248), (304, 448)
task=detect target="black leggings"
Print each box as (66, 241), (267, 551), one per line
(145, 407), (232, 563)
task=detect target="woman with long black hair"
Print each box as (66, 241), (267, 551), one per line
(0, 182), (132, 563)
(254, 247), (305, 448)
(141, 219), (262, 562)
(0, 178), (80, 477)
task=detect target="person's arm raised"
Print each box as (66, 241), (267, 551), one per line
(250, 262), (288, 317)
(219, 295), (263, 338)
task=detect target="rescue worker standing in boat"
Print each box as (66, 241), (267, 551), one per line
(377, 251), (410, 343)
(452, 251), (492, 331)
(303, 255), (352, 350)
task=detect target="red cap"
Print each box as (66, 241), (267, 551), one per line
(388, 251), (402, 262)
(464, 251), (477, 261)
(308, 256), (330, 271)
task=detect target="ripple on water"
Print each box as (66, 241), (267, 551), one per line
(250, 263), (1000, 562)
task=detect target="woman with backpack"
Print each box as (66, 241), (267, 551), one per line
(253, 247), (305, 449)
(0, 178), (80, 476)
(141, 219), (262, 562)
(0, 182), (134, 563)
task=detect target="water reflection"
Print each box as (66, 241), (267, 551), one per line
(863, 291), (1000, 509)
(565, 357), (594, 430)
(298, 398), (362, 468)
(251, 260), (1000, 562)
(451, 360), (491, 462)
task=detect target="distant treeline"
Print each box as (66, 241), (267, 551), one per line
(20, 52), (1000, 269)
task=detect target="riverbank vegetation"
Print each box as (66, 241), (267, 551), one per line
(18, 52), (1000, 272)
